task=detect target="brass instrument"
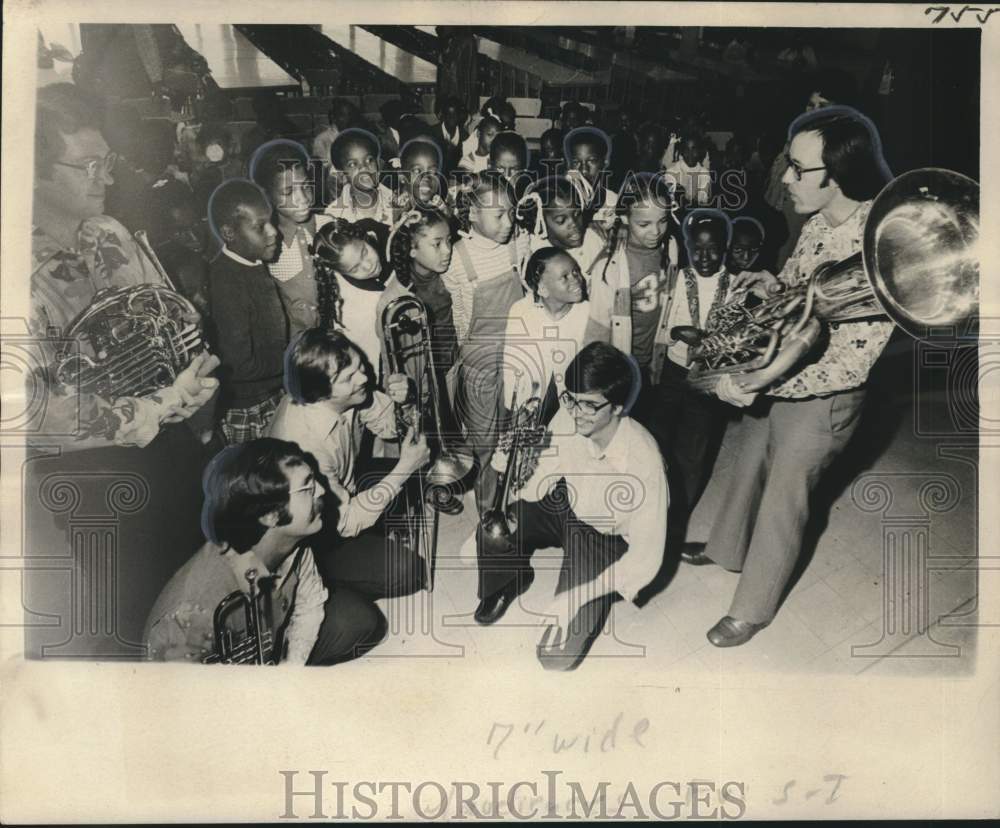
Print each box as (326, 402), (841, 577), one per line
(52, 229), (206, 400)
(481, 378), (546, 541)
(680, 168), (979, 394)
(381, 295), (473, 589)
(203, 569), (279, 665)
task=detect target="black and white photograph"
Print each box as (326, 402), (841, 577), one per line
(1, 0), (996, 821)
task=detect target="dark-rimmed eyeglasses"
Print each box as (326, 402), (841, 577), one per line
(53, 152), (119, 181)
(785, 154), (826, 181)
(559, 389), (613, 416)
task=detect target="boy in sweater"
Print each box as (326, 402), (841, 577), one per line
(208, 179), (289, 443)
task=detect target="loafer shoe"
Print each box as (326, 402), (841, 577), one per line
(706, 615), (769, 647)
(474, 572), (533, 626)
(680, 542), (715, 566)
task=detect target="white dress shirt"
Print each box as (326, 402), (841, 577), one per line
(267, 392), (399, 537)
(518, 408), (668, 603)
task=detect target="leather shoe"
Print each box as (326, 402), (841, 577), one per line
(474, 572), (533, 626)
(680, 542), (714, 566)
(706, 616), (769, 647)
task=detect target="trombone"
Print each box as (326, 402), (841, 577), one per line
(381, 295), (473, 589)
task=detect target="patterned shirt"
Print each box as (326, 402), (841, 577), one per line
(144, 541), (327, 665)
(323, 184), (394, 227)
(29, 215), (190, 449)
(769, 200), (893, 398)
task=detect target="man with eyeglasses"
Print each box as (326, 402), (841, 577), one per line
(144, 439), (387, 664)
(474, 342), (667, 671)
(31, 83), (217, 450)
(25, 83), (220, 660)
(692, 106), (894, 648)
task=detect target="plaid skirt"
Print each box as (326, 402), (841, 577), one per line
(219, 390), (284, 445)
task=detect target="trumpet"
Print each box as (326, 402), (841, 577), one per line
(381, 295), (473, 589)
(681, 168), (979, 394)
(481, 377), (547, 541)
(203, 569), (279, 665)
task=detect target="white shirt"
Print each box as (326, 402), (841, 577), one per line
(222, 245), (261, 267)
(502, 296), (591, 408)
(441, 230), (529, 343)
(592, 187), (619, 231)
(324, 183), (394, 226)
(267, 392), (398, 538)
(665, 267), (732, 367)
(334, 273), (385, 372)
(664, 160), (712, 206)
(459, 149), (490, 173)
(519, 409), (668, 604)
(528, 228), (608, 292)
(222, 545), (327, 665)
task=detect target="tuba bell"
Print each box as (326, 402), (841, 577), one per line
(683, 168), (980, 393)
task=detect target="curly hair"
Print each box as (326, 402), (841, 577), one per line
(388, 208), (452, 288)
(596, 172), (675, 284)
(310, 217), (372, 329)
(451, 171), (515, 234)
(523, 246), (572, 300)
(514, 175), (584, 236)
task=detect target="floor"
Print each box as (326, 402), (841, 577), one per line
(337, 341), (983, 677)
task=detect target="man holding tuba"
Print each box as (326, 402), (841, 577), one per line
(688, 107), (895, 647)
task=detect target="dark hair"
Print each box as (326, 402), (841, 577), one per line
(388, 208), (452, 288)
(730, 216), (765, 245)
(35, 83), (104, 179)
(561, 101), (588, 121)
(327, 97), (360, 126)
(489, 131), (527, 168)
(682, 208), (732, 251)
(330, 127), (380, 170)
(452, 172), (515, 234)
(249, 139), (310, 197)
(515, 176), (583, 235)
(480, 96), (515, 127)
(539, 127), (565, 156)
(565, 126), (610, 162)
(596, 172), (675, 284)
(476, 114), (504, 136)
(208, 178), (270, 242)
(284, 327), (358, 404)
(789, 106), (890, 201)
(400, 137), (443, 171)
(436, 95), (465, 119)
(310, 218), (373, 328)
(803, 68), (859, 109)
(200, 439), (315, 554)
(565, 342), (634, 407)
(524, 246), (572, 299)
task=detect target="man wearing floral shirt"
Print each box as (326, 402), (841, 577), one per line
(24, 83), (218, 660)
(692, 107), (894, 647)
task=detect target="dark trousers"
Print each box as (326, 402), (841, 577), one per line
(307, 584), (388, 665)
(630, 362), (730, 544)
(312, 459), (426, 600)
(478, 480), (627, 664)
